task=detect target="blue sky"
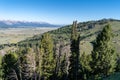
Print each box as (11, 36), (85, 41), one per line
(0, 0), (120, 24)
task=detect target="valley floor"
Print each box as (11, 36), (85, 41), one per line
(0, 27), (57, 44)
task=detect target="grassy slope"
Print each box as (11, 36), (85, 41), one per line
(18, 19), (120, 54)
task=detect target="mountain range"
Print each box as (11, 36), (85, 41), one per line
(0, 20), (60, 28)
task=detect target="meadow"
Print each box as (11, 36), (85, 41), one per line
(0, 27), (57, 44)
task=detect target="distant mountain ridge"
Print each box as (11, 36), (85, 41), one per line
(0, 20), (60, 28)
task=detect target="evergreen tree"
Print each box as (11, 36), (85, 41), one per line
(116, 53), (120, 71)
(80, 52), (92, 80)
(59, 53), (69, 80)
(35, 43), (42, 79)
(68, 21), (80, 80)
(54, 41), (69, 80)
(1, 52), (19, 80)
(40, 33), (55, 80)
(54, 42), (63, 80)
(0, 55), (3, 80)
(91, 24), (116, 79)
(19, 48), (36, 80)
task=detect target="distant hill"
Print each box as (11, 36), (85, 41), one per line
(16, 18), (120, 54)
(0, 20), (60, 28)
(0, 19), (120, 54)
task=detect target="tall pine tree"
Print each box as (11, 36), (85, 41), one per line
(68, 21), (80, 80)
(40, 33), (55, 80)
(91, 24), (116, 79)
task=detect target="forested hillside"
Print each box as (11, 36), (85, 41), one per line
(17, 19), (120, 54)
(0, 19), (120, 80)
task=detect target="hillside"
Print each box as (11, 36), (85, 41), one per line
(0, 19), (120, 55)
(17, 19), (120, 54)
(0, 19), (120, 80)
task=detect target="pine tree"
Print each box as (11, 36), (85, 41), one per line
(19, 48), (36, 80)
(60, 53), (69, 80)
(40, 33), (55, 80)
(91, 24), (116, 79)
(1, 52), (19, 80)
(68, 21), (80, 80)
(0, 55), (3, 80)
(80, 52), (92, 80)
(35, 43), (42, 79)
(54, 42), (63, 80)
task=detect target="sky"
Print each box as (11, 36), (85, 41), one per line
(0, 0), (120, 24)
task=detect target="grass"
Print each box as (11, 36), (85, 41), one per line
(0, 27), (57, 44)
(79, 21), (120, 54)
